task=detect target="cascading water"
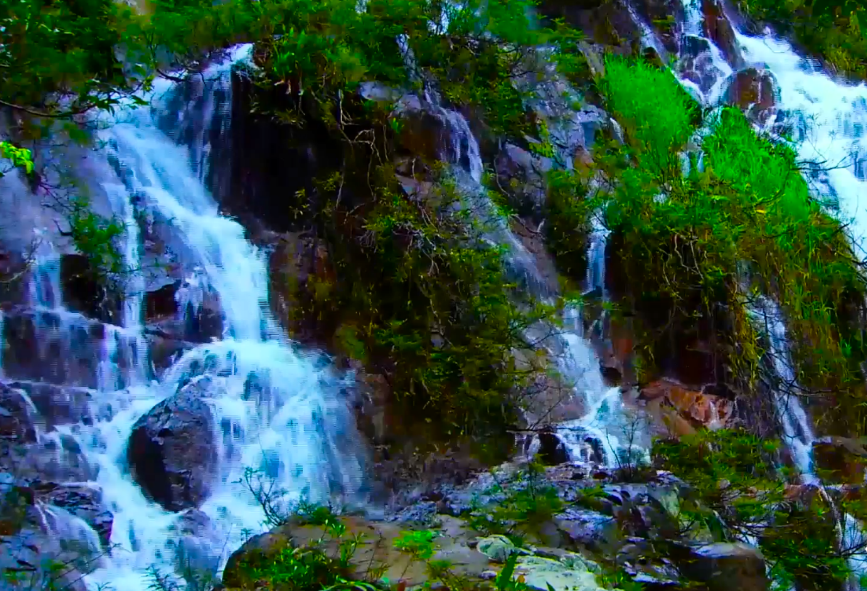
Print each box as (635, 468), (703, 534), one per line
(749, 297), (817, 483)
(732, 28), (867, 260)
(3, 48), (367, 590)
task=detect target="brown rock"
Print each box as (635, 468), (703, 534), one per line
(224, 515), (492, 590)
(702, 0), (741, 66)
(812, 436), (867, 484)
(725, 68), (777, 125)
(641, 379), (735, 437)
(672, 542), (769, 591)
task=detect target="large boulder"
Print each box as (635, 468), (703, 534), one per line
(127, 377), (218, 511)
(223, 515), (492, 589)
(671, 542), (769, 591)
(812, 436), (867, 485)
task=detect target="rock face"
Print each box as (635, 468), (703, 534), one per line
(812, 436), (867, 484)
(0, 475), (99, 591)
(127, 377), (218, 511)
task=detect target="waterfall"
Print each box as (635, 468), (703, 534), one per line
(748, 297), (817, 482)
(1, 48), (367, 590)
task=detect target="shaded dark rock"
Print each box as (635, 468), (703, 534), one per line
(537, 428), (570, 466)
(812, 436), (867, 484)
(0, 249), (31, 306)
(1, 306), (103, 389)
(0, 474), (35, 537)
(632, 0), (683, 54)
(127, 377), (218, 511)
(145, 282), (180, 324)
(8, 381), (94, 430)
(60, 254), (122, 325)
(146, 332), (193, 376)
(670, 542), (769, 591)
(0, 383), (36, 443)
(538, 0), (642, 51)
(33, 482), (113, 548)
(724, 68), (778, 125)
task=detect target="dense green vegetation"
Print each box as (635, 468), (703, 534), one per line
(655, 429), (862, 589)
(589, 55), (867, 431)
(735, 0), (867, 80)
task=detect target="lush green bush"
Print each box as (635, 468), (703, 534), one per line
(594, 56), (866, 425)
(654, 429), (854, 590)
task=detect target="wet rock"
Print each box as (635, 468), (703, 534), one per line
(33, 482), (113, 548)
(494, 143), (548, 214)
(60, 254), (123, 325)
(145, 282), (179, 324)
(145, 331), (193, 376)
(631, 0), (683, 54)
(678, 35), (732, 99)
(25, 433), (97, 483)
(2, 306), (103, 389)
(8, 381), (94, 430)
(0, 477), (99, 591)
(671, 542), (769, 591)
(0, 249), (31, 306)
(812, 436), (867, 484)
(537, 428), (570, 466)
(702, 0), (741, 66)
(127, 376), (218, 511)
(167, 509), (221, 580)
(724, 68), (777, 125)
(0, 383), (37, 444)
(224, 515), (492, 589)
(554, 507), (619, 551)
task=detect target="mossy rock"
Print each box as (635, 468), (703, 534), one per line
(223, 515), (494, 590)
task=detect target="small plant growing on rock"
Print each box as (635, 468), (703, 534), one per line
(467, 462), (564, 544)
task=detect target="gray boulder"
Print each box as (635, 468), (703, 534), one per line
(127, 377), (218, 511)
